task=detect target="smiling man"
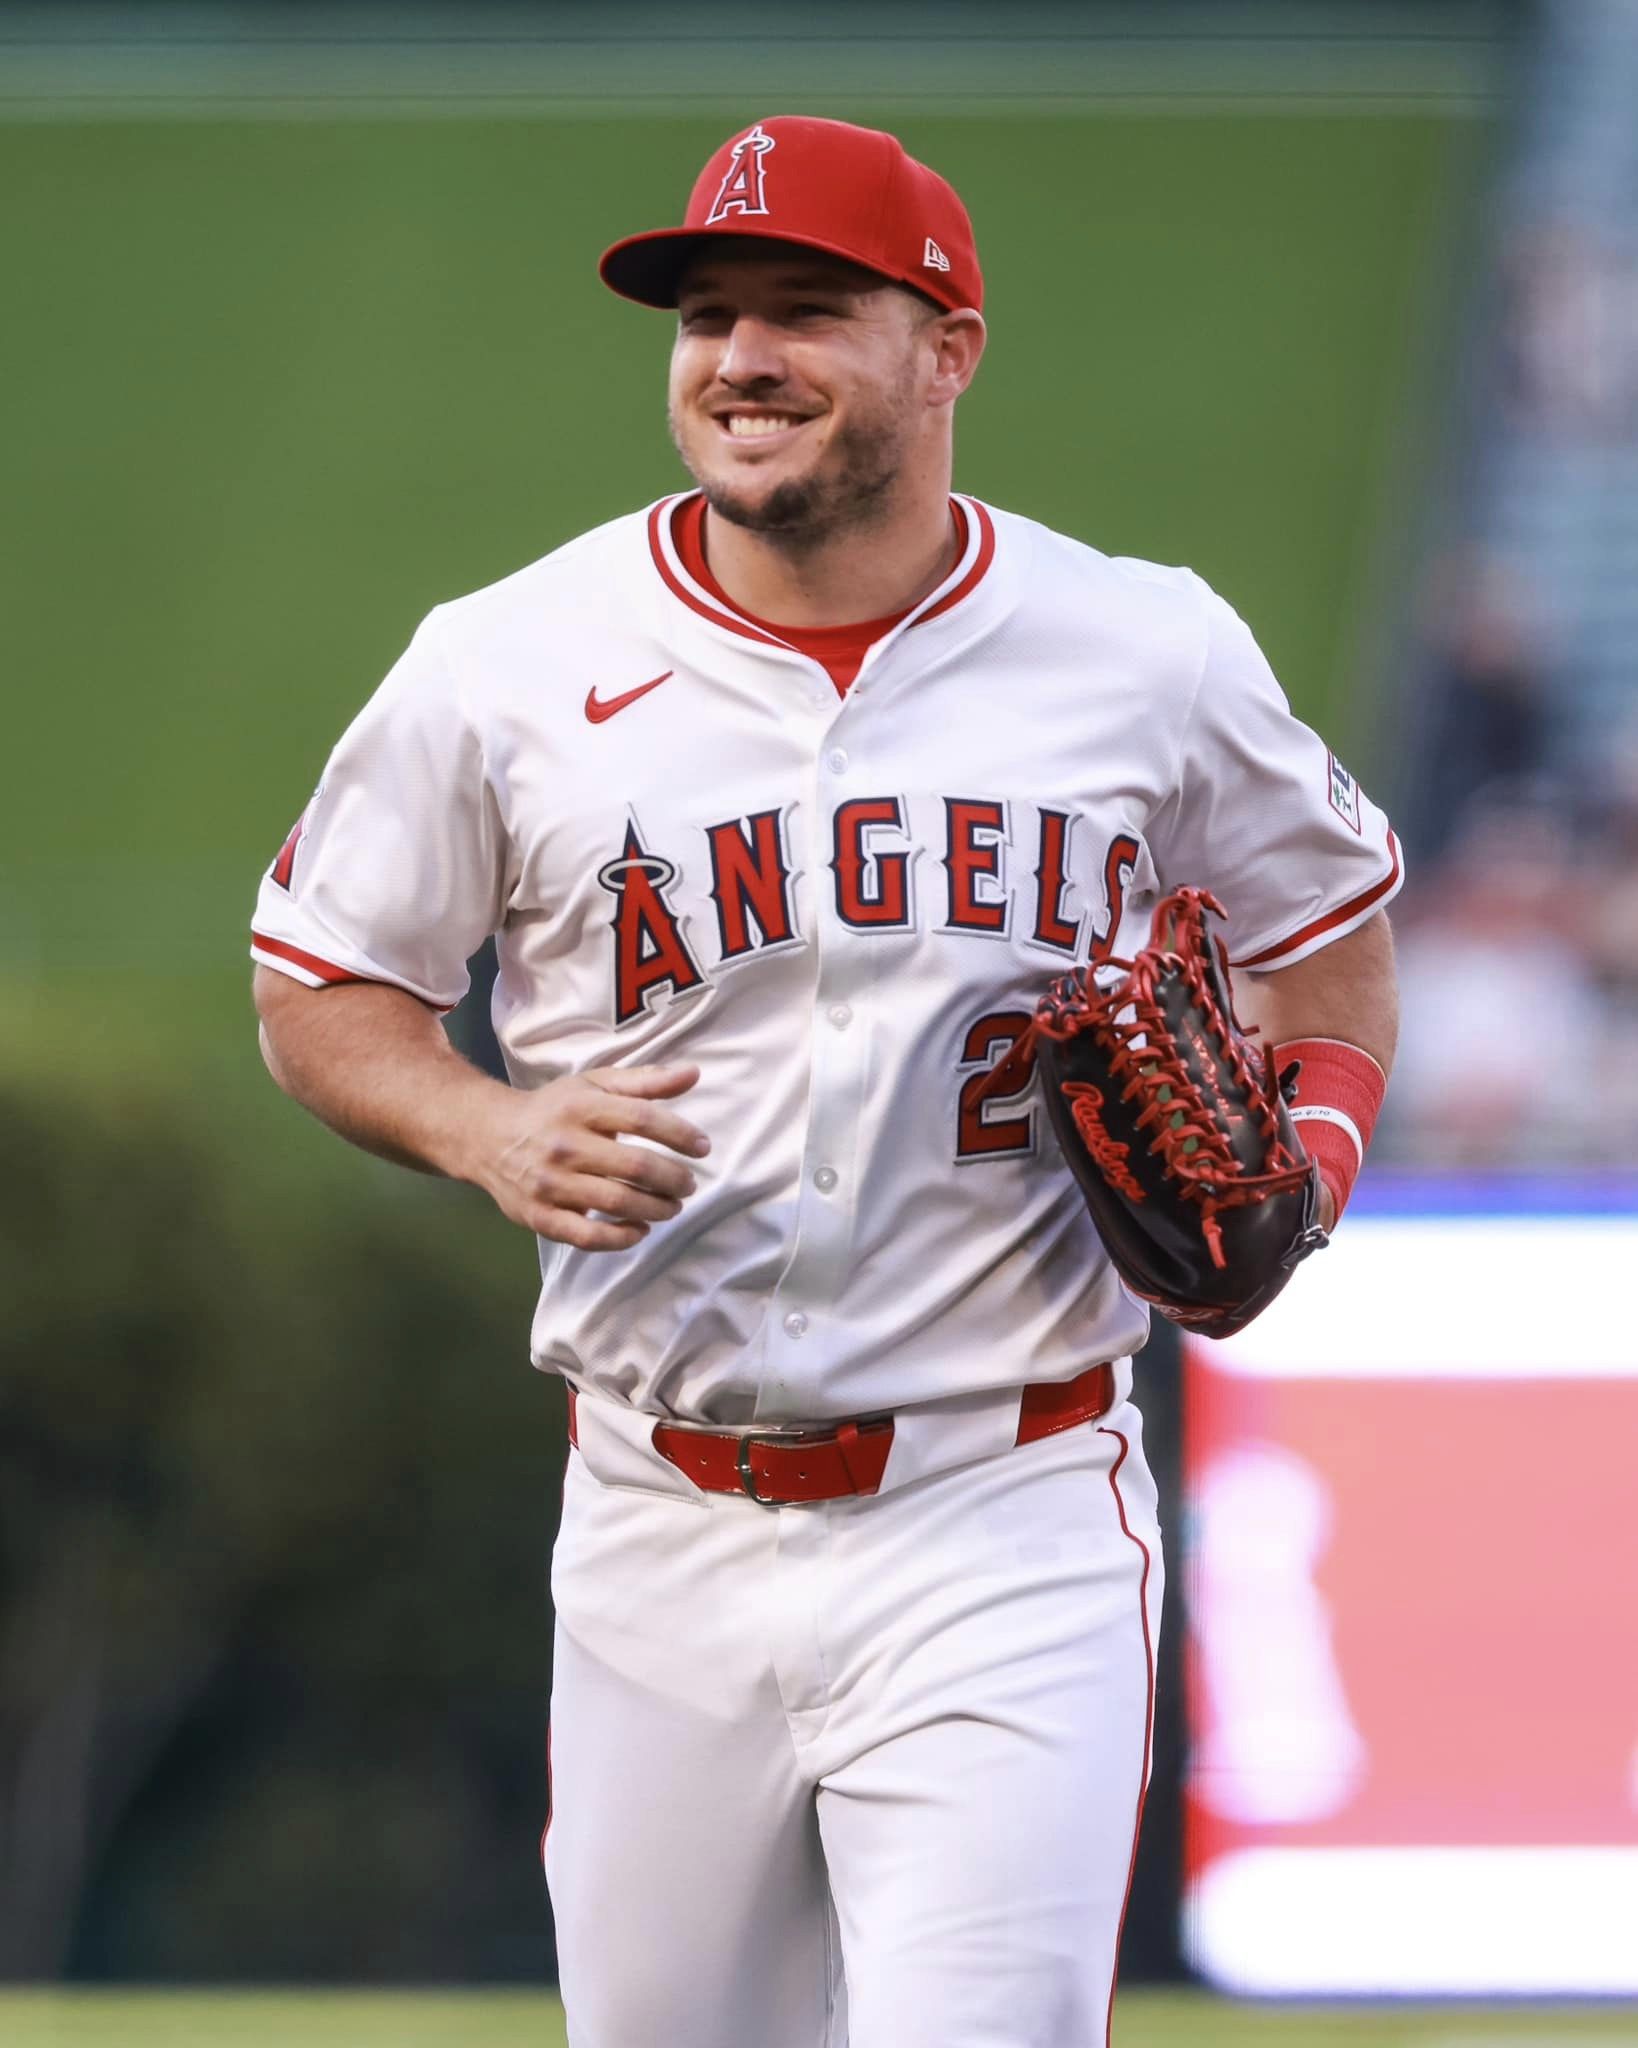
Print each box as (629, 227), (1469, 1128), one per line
(672, 246), (946, 540)
(250, 118), (1401, 2047)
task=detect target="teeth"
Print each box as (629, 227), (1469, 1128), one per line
(725, 414), (803, 438)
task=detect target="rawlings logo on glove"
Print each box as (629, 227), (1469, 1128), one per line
(1032, 886), (1326, 1339)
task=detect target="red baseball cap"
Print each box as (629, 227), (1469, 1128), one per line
(599, 116), (982, 315)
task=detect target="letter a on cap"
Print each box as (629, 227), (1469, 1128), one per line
(706, 124), (777, 224)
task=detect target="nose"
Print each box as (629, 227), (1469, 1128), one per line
(716, 313), (787, 389)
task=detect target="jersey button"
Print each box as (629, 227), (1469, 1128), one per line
(825, 747), (849, 774)
(827, 1003), (853, 1030)
(812, 1166), (838, 1194)
(783, 1311), (809, 1339)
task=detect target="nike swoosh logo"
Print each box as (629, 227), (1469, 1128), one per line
(585, 671), (673, 724)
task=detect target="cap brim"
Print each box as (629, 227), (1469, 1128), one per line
(598, 224), (954, 310)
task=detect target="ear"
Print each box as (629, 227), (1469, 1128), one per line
(925, 309), (987, 408)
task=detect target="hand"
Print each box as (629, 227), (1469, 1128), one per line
(468, 1063), (710, 1252)
(1319, 1184), (1337, 1233)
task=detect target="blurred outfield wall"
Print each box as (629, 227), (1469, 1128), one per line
(0, 0), (1508, 1988)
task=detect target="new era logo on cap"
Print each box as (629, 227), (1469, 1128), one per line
(599, 116), (984, 316)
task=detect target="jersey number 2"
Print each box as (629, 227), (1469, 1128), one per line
(956, 1010), (1038, 1160)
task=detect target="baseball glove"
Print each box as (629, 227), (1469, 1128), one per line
(1032, 886), (1326, 1339)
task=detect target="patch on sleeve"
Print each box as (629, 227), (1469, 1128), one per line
(1327, 751), (1363, 834)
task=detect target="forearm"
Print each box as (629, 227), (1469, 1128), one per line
(1232, 911), (1399, 1075)
(1231, 911), (1399, 1227)
(253, 968), (507, 1182)
(253, 966), (709, 1250)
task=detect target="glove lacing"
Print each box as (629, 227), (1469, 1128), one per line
(1035, 888), (1311, 1270)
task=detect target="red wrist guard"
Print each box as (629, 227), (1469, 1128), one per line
(1270, 1036), (1387, 1223)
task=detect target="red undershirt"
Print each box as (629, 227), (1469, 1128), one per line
(671, 494), (967, 697)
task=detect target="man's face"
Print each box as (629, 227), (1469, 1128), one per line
(667, 244), (941, 543)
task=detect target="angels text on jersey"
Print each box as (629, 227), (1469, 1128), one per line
(600, 797), (1140, 1028)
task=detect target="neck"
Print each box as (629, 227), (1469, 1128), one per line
(701, 477), (959, 628)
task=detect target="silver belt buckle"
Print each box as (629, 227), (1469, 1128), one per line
(735, 1428), (810, 1504)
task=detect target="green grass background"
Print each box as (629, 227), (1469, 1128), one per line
(4, 1990), (1634, 2047)
(2, 110), (1472, 1084)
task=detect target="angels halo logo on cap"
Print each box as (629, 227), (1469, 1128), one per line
(704, 123), (777, 224)
(598, 115), (984, 317)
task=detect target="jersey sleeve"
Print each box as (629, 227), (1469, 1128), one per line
(1148, 577), (1404, 969)
(249, 609), (507, 1009)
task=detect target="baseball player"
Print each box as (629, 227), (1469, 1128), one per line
(251, 118), (1400, 2047)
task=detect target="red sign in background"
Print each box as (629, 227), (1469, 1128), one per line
(1182, 1350), (1638, 1887)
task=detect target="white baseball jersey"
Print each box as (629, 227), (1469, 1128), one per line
(251, 494), (1401, 1425)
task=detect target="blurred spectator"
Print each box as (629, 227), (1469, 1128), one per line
(1413, 550), (1552, 861)
(1583, 718), (1638, 972)
(1580, 720), (1638, 1134)
(1499, 220), (1638, 437)
(1380, 793), (1606, 1167)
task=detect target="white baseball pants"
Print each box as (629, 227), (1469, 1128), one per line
(544, 1388), (1163, 2048)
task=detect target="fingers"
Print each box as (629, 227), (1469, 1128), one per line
(592, 1062), (701, 1099)
(520, 1164), (681, 1252)
(584, 1067), (711, 1157)
(554, 1173), (683, 1227)
(595, 1100), (712, 1158)
(571, 1136), (697, 1202)
(504, 1143), (690, 1232)
(537, 1209), (650, 1254)
(484, 1065), (714, 1251)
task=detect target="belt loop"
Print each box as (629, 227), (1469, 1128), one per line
(832, 1422), (866, 1494)
(565, 1383), (579, 1449)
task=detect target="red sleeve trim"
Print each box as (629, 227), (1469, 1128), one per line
(249, 932), (458, 1015)
(251, 931), (366, 985)
(1233, 829), (1402, 969)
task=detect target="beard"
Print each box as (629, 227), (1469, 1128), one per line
(669, 378), (916, 552)
(705, 461), (893, 542)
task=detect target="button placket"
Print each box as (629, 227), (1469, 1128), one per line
(774, 984), (870, 1354)
(766, 704), (875, 1358)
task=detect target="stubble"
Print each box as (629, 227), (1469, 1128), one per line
(668, 361), (920, 557)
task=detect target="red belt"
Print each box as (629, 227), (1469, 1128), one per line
(564, 1361), (1115, 1506)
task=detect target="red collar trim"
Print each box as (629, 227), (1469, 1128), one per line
(647, 491), (997, 651)
(646, 498), (791, 649)
(672, 493), (920, 651)
(921, 497), (996, 623)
